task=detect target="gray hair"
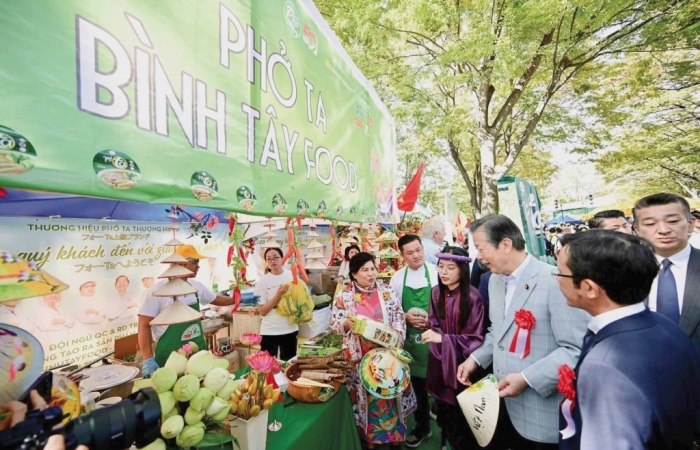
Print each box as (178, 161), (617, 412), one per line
(422, 216), (444, 239)
(469, 214), (526, 251)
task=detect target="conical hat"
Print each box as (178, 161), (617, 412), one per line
(306, 240), (323, 249)
(305, 260), (327, 270)
(305, 250), (325, 260)
(375, 231), (398, 243)
(378, 247), (400, 259)
(167, 213), (179, 220)
(260, 239), (281, 249)
(150, 299), (203, 325)
(161, 252), (188, 264)
(152, 278), (198, 297)
(457, 374), (499, 447)
(163, 238), (185, 247)
(166, 224), (180, 231)
(158, 264), (195, 279)
(0, 250), (69, 302)
(307, 228), (320, 237)
(264, 230), (279, 239)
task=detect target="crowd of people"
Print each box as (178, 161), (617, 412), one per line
(332, 192), (700, 450)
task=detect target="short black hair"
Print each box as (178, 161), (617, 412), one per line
(560, 230), (659, 305)
(398, 234), (422, 252)
(264, 247), (284, 260)
(691, 210), (700, 221)
(588, 209), (626, 229)
(344, 244), (361, 261)
(469, 214), (526, 251)
(348, 252), (376, 281)
(633, 193), (691, 222)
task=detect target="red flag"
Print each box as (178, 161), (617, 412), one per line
(397, 162), (424, 212)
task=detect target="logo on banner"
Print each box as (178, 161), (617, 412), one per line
(182, 324), (202, 341)
(284, 1), (301, 37)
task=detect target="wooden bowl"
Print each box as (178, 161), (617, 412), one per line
(284, 364), (344, 403)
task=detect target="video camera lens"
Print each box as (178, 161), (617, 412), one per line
(64, 387), (161, 450)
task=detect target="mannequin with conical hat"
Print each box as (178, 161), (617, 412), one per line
(137, 245), (236, 378)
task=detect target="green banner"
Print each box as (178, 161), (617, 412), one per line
(0, 0), (397, 223)
(497, 177), (547, 261)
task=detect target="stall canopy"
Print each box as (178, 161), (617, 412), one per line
(0, 0), (398, 223)
(545, 214), (583, 226)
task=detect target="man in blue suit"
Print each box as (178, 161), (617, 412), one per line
(555, 230), (700, 449)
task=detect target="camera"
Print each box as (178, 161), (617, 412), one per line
(0, 388), (161, 450)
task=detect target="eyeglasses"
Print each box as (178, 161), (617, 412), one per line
(266, 256), (281, 262)
(551, 271), (575, 280)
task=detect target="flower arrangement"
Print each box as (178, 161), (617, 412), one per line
(228, 352), (282, 421)
(240, 333), (262, 357)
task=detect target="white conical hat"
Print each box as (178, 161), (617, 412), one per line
(167, 224), (180, 231)
(305, 260), (327, 270)
(152, 278), (198, 297)
(150, 300), (203, 325)
(161, 252), (189, 264)
(163, 238), (185, 247)
(264, 230), (279, 239)
(167, 213), (179, 220)
(158, 264), (195, 279)
(306, 240), (323, 249)
(260, 239), (281, 248)
(307, 229), (320, 237)
(457, 374), (499, 447)
(305, 250), (325, 260)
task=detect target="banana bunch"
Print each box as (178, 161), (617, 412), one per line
(228, 373), (281, 420)
(149, 344), (237, 449)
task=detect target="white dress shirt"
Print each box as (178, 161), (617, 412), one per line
(588, 303), (646, 334)
(502, 254), (533, 314)
(422, 238), (441, 265)
(647, 244), (691, 313)
(689, 232), (700, 249)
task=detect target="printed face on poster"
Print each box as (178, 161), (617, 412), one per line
(0, 217), (332, 369)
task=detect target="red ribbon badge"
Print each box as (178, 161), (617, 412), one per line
(558, 364), (577, 439)
(509, 309), (535, 358)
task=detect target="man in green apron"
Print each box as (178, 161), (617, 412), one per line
(137, 245), (236, 377)
(390, 234), (439, 448)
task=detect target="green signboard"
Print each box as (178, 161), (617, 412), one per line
(0, 0), (397, 223)
(498, 177), (547, 261)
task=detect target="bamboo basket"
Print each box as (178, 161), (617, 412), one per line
(284, 363), (344, 403)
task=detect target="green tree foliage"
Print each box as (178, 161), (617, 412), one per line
(594, 49), (700, 198)
(318, 0), (698, 215)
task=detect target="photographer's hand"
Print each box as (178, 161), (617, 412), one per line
(45, 434), (88, 450)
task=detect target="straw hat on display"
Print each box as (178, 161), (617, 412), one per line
(456, 374), (499, 447)
(0, 250), (68, 302)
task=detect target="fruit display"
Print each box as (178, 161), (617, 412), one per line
(151, 342), (236, 448)
(276, 280), (314, 325)
(228, 351), (282, 420)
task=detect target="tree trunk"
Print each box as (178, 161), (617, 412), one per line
(478, 135), (499, 216)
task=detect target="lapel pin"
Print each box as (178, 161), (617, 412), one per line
(525, 284), (530, 290)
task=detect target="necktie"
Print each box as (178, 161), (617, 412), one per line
(581, 329), (595, 355)
(657, 259), (680, 324)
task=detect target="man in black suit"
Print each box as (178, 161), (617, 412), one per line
(556, 230), (700, 449)
(634, 193), (700, 439)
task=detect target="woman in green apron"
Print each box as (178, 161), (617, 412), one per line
(421, 246), (486, 450)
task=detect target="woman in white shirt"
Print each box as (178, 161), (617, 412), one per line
(254, 247), (298, 360)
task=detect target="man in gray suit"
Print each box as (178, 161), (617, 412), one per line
(634, 192), (700, 441)
(457, 214), (589, 449)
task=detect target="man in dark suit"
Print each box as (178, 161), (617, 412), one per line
(633, 193), (700, 354)
(555, 230), (700, 449)
(634, 193), (700, 440)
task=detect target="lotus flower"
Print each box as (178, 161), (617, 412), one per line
(194, 212), (204, 220)
(240, 333), (262, 346)
(206, 220), (216, 229)
(246, 351), (281, 374)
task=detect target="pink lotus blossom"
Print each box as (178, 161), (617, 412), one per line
(246, 351), (281, 374)
(240, 333), (262, 346)
(206, 220), (215, 229)
(211, 216), (219, 225)
(194, 212), (204, 220)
